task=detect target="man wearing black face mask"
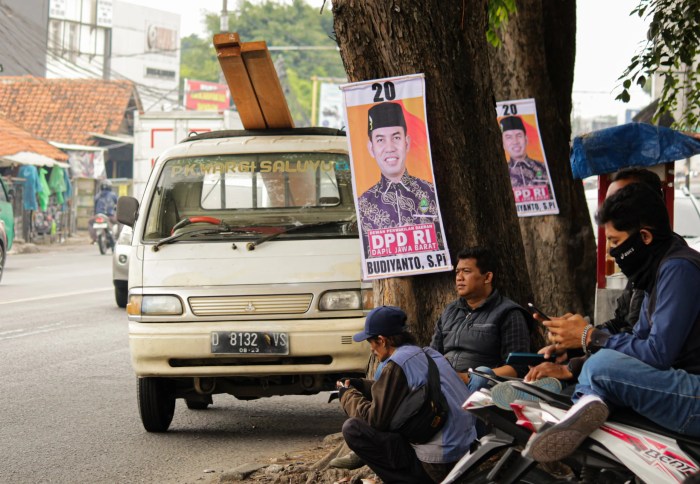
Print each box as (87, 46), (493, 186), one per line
(522, 183), (700, 463)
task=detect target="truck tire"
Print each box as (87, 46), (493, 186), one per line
(185, 400), (210, 410)
(138, 377), (176, 432)
(114, 282), (127, 308)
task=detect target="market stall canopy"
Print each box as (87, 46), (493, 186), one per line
(0, 116), (69, 168)
(570, 123), (700, 179)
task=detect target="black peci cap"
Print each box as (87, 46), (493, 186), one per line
(499, 115), (526, 133)
(368, 102), (407, 136)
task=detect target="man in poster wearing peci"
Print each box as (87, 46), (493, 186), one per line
(358, 102), (439, 233)
(500, 115), (551, 190)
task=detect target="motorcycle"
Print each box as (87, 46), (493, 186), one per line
(442, 371), (700, 483)
(93, 213), (117, 255)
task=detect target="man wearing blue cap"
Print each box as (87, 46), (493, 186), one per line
(337, 305), (476, 483)
(358, 102), (440, 233)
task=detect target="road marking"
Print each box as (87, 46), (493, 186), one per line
(0, 324), (83, 341)
(0, 287), (112, 306)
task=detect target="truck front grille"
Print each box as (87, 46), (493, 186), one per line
(188, 294), (313, 316)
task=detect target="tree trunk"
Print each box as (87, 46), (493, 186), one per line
(332, 0), (534, 344)
(489, 0), (597, 317)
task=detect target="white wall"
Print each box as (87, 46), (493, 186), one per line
(111, 1), (180, 111)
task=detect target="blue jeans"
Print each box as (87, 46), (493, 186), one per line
(467, 366), (495, 394)
(575, 349), (700, 437)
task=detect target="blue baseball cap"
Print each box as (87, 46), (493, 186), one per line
(353, 306), (407, 342)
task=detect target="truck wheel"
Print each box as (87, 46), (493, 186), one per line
(185, 400), (210, 410)
(97, 233), (107, 255)
(137, 377), (176, 432)
(114, 282), (127, 308)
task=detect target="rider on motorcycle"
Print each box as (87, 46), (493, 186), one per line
(88, 180), (118, 244)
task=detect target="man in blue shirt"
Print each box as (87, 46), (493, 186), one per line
(524, 183), (700, 462)
(88, 180), (118, 243)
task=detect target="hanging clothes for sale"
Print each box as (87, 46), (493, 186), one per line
(38, 167), (50, 211)
(48, 166), (67, 205)
(62, 168), (72, 209)
(17, 165), (40, 211)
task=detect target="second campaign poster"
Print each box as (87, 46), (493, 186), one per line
(496, 98), (559, 217)
(341, 74), (452, 280)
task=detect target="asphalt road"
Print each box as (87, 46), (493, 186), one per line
(0, 241), (346, 483)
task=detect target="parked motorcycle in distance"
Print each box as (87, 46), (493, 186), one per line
(442, 371), (700, 483)
(92, 213), (117, 255)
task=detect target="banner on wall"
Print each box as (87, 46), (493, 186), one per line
(184, 79), (231, 111)
(496, 98), (559, 217)
(340, 73), (452, 280)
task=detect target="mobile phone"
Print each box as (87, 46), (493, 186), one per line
(527, 302), (552, 321)
(506, 352), (554, 366)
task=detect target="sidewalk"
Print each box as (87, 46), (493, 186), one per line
(9, 231), (93, 255)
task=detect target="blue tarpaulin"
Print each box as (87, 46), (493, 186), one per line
(570, 123), (700, 179)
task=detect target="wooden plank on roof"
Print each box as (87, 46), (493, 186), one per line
(241, 41), (294, 129)
(213, 32), (266, 130)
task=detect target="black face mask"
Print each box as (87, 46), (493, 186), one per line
(609, 231), (651, 279)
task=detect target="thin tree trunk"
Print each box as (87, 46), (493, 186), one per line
(332, 0), (534, 344)
(489, 0), (596, 317)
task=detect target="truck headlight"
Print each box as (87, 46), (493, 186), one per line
(319, 290), (361, 311)
(127, 295), (183, 316)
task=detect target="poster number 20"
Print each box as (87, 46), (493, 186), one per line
(501, 104), (518, 116)
(372, 82), (396, 102)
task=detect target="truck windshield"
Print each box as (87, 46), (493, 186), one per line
(142, 152), (358, 241)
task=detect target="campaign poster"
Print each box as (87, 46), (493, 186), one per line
(340, 74), (452, 280)
(496, 98), (559, 217)
(318, 82), (344, 129)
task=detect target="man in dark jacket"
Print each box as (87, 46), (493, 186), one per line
(525, 183), (700, 462)
(339, 306), (476, 483)
(430, 246), (538, 393)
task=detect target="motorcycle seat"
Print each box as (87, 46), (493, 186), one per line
(610, 409), (700, 446)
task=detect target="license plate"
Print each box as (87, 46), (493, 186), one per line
(211, 331), (289, 354)
(93, 223), (108, 229)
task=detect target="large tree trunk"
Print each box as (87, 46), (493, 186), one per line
(332, 0), (534, 344)
(489, 0), (596, 317)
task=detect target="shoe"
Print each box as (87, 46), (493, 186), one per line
(490, 377), (562, 410)
(329, 451), (364, 470)
(522, 395), (609, 463)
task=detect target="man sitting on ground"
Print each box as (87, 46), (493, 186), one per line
(430, 246), (551, 394)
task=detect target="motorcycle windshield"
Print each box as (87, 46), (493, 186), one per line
(141, 153), (358, 242)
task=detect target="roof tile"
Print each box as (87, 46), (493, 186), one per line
(0, 76), (140, 146)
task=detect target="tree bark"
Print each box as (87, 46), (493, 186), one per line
(489, 0), (596, 317)
(332, 0), (534, 344)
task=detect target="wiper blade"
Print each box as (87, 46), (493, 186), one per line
(246, 218), (356, 250)
(153, 226), (258, 251)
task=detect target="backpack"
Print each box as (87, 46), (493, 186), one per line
(389, 349), (449, 444)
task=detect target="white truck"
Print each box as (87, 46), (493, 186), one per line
(133, 110), (243, 202)
(117, 34), (370, 432)
(117, 127), (371, 432)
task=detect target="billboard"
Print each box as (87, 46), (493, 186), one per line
(184, 79), (231, 112)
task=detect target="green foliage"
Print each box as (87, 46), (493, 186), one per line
(486, 0), (517, 47)
(617, 0), (700, 130)
(180, 34), (220, 83)
(180, 0), (345, 125)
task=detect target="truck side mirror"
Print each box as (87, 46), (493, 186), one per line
(7, 187), (14, 202)
(117, 196), (139, 227)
